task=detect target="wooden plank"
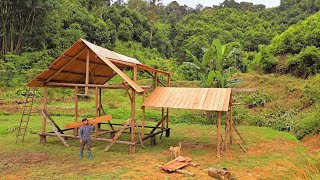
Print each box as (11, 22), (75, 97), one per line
(217, 89), (227, 111)
(176, 88), (192, 109)
(155, 88), (175, 107)
(98, 55), (144, 93)
(65, 115), (112, 129)
(171, 88), (185, 108)
(186, 88), (198, 109)
(142, 87), (161, 107)
(164, 88), (180, 108)
(202, 88), (215, 110)
(191, 88), (204, 109)
(210, 88), (222, 111)
(40, 132), (134, 145)
(222, 88), (232, 111)
(41, 111), (69, 147)
(104, 119), (131, 152)
(148, 87), (166, 107)
(197, 88), (209, 110)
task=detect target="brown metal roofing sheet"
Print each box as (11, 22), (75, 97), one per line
(142, 87), (231, 112)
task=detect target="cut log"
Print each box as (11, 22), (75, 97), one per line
(208, 167), (231, 180)
(65, 115), (112, 129)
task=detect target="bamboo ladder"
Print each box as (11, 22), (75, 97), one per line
(16, 87), (37, 143)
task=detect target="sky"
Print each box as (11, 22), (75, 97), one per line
(162, 0), (280, 8)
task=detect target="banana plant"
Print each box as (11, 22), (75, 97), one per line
(185, 39), (236, 88)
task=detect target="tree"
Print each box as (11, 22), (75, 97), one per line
(185, 39), (237, 88)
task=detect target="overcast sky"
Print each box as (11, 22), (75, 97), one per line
(162, 0), (280, 8)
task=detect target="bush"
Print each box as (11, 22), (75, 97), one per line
(302, 74), (320, 105)
(293, 105), (320, 139)
(257, 45), (279, 73)
(246, 91), (271, 108)
(286, 46), (320, 78)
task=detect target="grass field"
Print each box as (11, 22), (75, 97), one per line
(0, 113), (319, 180)
(1, 73), (319, 179)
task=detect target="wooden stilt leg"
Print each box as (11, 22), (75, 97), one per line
(94, 87), (99, 138)
(229, 95), (233, 144)
(130, 66), (137, 153)
(217, 112), (221, 157)
(74, 86), (79, 137)
(142, 106), (145, 137)
(40, 86), (48, 143)
(224, 111), (229, 150)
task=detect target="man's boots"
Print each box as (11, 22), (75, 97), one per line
(88, 151), (93, 159)
(80, 150), (83, 159)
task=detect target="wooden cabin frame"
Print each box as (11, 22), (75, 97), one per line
(27, 39), (171, 153)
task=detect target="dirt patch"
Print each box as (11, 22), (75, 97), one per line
(246, 140), (297, 157)
(302, 134), (320, 153)
(1, 152), (51, 164)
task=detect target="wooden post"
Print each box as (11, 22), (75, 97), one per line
(165, 74), (171, 137)
(130, 65), (137, 153)
(161, 108), (164, 130)
(74, 86), (79, 137)
(95, 87), (99, 138)
(40, 86), (48, 143)
(85, 48), (90, 95)
(217, 111), (221, 157)
(229, 94), (233, 144)
(141, 91), (146, 137)
(142, 106), (145, 137)
(224, 111), (229, 150)
(99, 88), (102, 116)
(154, 72), (158, 88)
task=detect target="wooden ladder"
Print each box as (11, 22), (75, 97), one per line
(41, 110), (69, 147)
(16, 87), (37, 143)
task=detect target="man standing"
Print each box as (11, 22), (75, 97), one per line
(79, 118), (94, 159)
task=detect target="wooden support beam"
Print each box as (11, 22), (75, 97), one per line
(39, 132), (134, 145)
(224, 111), (229, 151)
(40, 86), (48, 143)
(46, 82), (151, 90)
(145, 70), (166, 87)
(230, 95), (233, 144)
(46, 48), (86, 83)
(154, 72), (158, 88)
(94, 87), (99, 137)
(130, 65), (137, 153)
(122, 82), (132, 101)
(217, 111), (221, 157)
(47, 68), (109, 78)
(85, 48), (90, 95)
(142, 106), (145, 137)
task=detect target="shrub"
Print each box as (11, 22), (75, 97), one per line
(258, 45), (279, 73)
(286, 46), (320, 78)
(293, 106), (320, 139)
(302, 74), (320, 105)
(246, 91), (271, 108)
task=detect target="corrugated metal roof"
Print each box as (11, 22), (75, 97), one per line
(142, 87), (232, 111)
